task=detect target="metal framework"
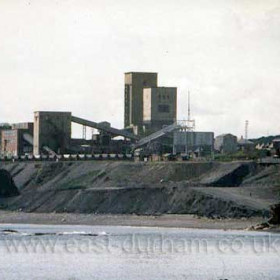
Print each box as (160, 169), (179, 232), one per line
(82, 125), (87, 140)
(71, 116), (139, 140)
(132, 122), (182, 150)
(245, 120), (249, 140)
(186, 90), (195, 131)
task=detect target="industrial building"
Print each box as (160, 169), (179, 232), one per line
(0, 72), (181, 157)
(32, 112), (138, 155)
(0, 72), (218, 160)
(143, 87), (177, 134)
(0, 123), (11, 152)
(237, 136), (255, 152)
(33, 111), (72, 155)
(273, 139), (280, 157)
(124, 72), (158, 134)
(124, 72), (177, 136)
(214, 134), (238, 154)
(0, 123), (33, 157)
(173, 131), (214, 156)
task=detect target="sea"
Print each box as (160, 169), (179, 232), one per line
(0, 223), (279, 280)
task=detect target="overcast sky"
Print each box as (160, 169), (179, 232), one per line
(0, 0), (279, 138)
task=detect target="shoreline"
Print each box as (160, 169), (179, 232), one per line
(1, 210), (277, 232)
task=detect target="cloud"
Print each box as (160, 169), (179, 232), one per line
(0, 0), (279, 138)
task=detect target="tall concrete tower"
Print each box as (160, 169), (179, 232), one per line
(124, 72), (158, 134)
(143, 87), (177, 133)
(33, 111), (71, 155)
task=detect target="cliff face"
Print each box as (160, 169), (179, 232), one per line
(0, 169), (20, 197)
(0, 161), (278, 218)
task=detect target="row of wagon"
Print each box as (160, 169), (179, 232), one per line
(0, 154), (134, 162)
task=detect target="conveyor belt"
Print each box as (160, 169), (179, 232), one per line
(71, 116), (139, 140)
(132, 123), (181, 149)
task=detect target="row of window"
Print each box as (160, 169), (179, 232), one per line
(158, 104), (170, 113)
(158, 95), (170, 100)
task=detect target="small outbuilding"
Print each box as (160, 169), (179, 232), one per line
(214, 134), (237, 154)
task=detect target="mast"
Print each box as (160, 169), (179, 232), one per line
(188, 90), (191, 123)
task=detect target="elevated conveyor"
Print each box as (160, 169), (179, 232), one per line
(132, 123), (182, 150)
(71, 116), (139, 141)
(23, 133), (33, 145)
(23, 133), (57, 156)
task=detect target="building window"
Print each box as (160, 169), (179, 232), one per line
(158, 104), (170, 113)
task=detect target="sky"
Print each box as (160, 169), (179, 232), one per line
(0, 0), (280, 139)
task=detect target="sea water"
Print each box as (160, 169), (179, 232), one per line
(0, 224), (279, 280)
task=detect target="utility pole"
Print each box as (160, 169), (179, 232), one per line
(186, 90), (195, 131)
(185, 90), (196, 155)
(83, 125), (86, 140)
(185, 91), (190, 154)
(188, 90), (191, 124)
(245, 120), (249, 140)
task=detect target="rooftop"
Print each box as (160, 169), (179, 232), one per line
(216, 133), (237, 138)
(146, 86), (177, 89)
(124, 72), (157, 75)
(34, 111), (71, 114)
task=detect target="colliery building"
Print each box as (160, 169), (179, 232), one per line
(124, 72), (158, 134)
(0, 123), (33, 157)
(0, 71), (216, 159)
(33, 111), (72, 155)
(214, 133), (238, 154)
(143, 87), (177, 134)
(173, 131), (214, 155)
(0, 123), (11, 152)
(124, 72), (177, 135)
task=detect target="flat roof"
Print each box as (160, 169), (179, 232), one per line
(34, 111), (71, 114)
(145, 86), (177, 89)
(125, 72), (158, 74)
(216, 133), (237, 137)
(175, 131), (214, 134)
(12, 122), (33, 124)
